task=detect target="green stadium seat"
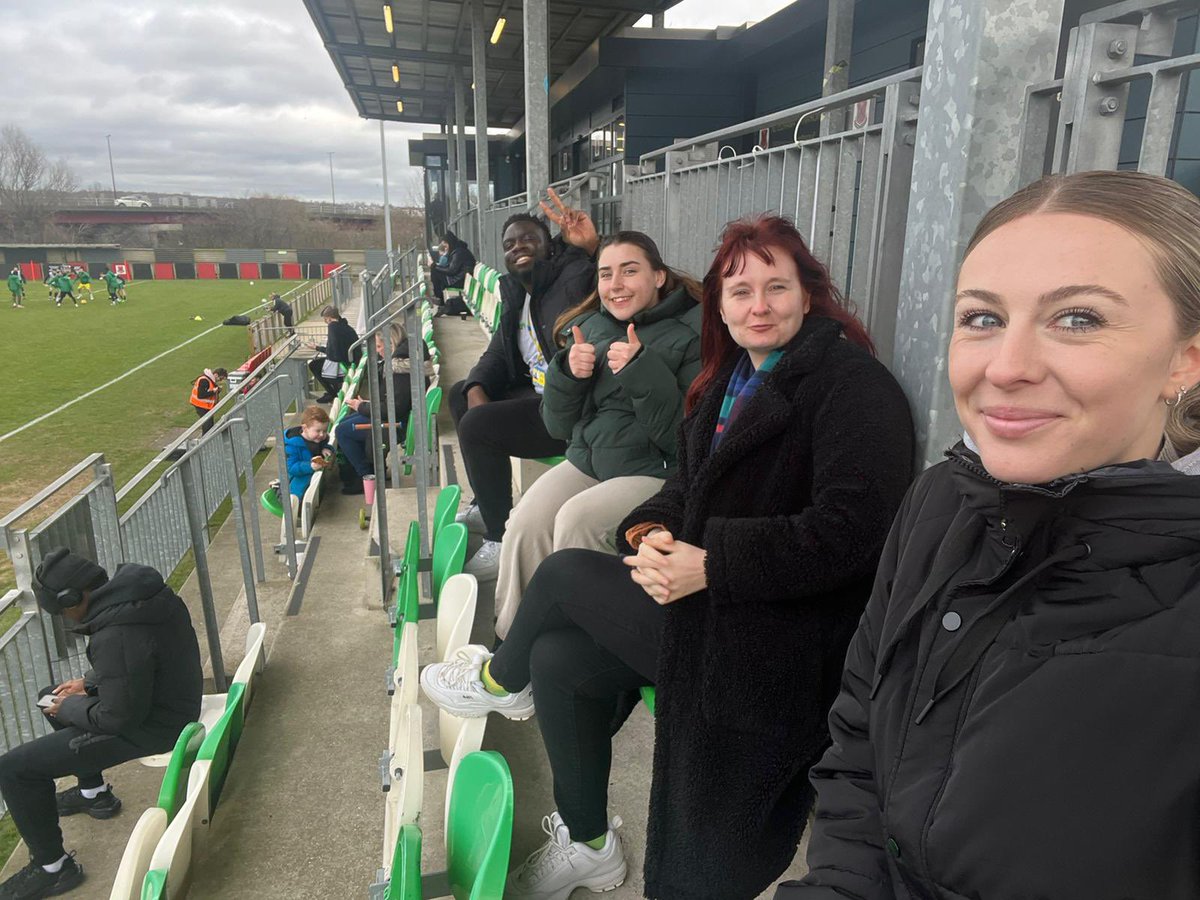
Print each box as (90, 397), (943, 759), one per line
(139, 759), (213, 900)
(432, 484), (462, 551)
(640, 685), (656, 716)
(195, 682), (248, 829)
(384, 824), (422, 900)
(111, 808), (168, 900)
(403, 386), (443, 476)
(534, 455), (567, 467)
(155, 722), (207, 823)
(431, 523), (468, 604)
(260, 485), (285, 518)
(446, 751), (514, 900)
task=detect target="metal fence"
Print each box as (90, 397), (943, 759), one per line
(248, 266), (352, 353)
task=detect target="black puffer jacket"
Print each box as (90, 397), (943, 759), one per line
(783, 444), (1200, 900)
(462, 236), (594, 400)
(615, 316), (915, 900)
(319, 315), (361, 366)
(431, 243), (477, 289)
(54, 564), (202, 752)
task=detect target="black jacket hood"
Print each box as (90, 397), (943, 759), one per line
(76, 563), (175, 634)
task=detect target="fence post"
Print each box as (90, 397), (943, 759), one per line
(178, 455), (228, 691)
(364, 320), (394, 606)
(237, 417), (267, 583)
(220, 420), (261, 625)
(406, 300), (431, 569)
(273, 380), (299, 580)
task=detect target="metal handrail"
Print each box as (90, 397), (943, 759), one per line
(636, 66), (923, 166)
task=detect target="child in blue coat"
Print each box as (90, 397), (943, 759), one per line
(284, 406), (333, 498)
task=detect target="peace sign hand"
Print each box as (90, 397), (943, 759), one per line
(539, 187), (600, 255)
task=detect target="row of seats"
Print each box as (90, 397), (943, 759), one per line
(461, 264), (502, 336)
(375, 486), (516, 899)
(109, 623), (268, 899)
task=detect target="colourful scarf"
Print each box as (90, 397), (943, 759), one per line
(711, 350), (783, 451)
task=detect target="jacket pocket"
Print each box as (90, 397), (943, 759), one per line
(699, 604), (827, 746)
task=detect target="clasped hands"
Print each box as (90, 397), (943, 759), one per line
(569, 324), (642, 379)
(623, 530), (707, 605)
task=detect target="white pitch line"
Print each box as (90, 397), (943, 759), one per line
(0, 285), (309, 445)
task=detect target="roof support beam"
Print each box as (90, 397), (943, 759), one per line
(325, 42), (524, 72)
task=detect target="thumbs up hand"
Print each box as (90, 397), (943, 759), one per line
(607, 323), (642, 375)
(568, 325), (597, 379)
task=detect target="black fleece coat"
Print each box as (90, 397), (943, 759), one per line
(782, 445), (1200, 900)
(54, 564), (202, 752)
(615, 316), (915, 900)
(431, 243), (476, 289)
(462, 236), (594, 401)
(318, 316), (362, 366)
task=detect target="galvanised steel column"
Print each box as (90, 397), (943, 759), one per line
(524, 0), (551, 198)
(453, 69), (471, 222)
(471, 0), (491, 253)
(219, 420), (260, 624)
(892, 0), (1066, 468)
(381, 120), (394, 269)
(445, 117), (459, 223)
(178, 454), (227, 691)
(820, 0), (854, 135)
(273, 379), (299, 579)
(237, 416), (266, 582)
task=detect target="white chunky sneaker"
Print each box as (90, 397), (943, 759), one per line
(455, 501), (485, 534)
(506, 811), (627, 900)
(464, 539), (502, 580)
(419, 647), (534, 720)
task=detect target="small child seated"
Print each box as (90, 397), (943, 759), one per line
(284, 406), (333, 498)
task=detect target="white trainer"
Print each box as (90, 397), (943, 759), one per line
(506, 811), (627, 900)
(455, 501), (486, 534)
(419, 647), (535, 721)
(464, 539), (502, 580)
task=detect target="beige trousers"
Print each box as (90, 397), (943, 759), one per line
(493, 460), (663, 639)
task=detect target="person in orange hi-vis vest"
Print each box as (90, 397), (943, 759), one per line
(189, 368), (227, 434)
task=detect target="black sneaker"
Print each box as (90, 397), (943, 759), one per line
(0, 855), (84, 899)
(55, 786), (121, 820)
(315, 392), (336, 403)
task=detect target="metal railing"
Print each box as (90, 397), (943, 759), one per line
(248, 266), (352, 353)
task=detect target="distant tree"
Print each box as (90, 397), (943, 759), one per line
(0, 125), (78, 241)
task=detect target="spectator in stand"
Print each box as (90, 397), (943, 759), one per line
(492, 231), (702, 639)
(779, 171), (1200, 899)
(335, 322), (431, 494)
(421, 215), (915, 900)
(429, 230), (476, 319)
(449, 188), (599, 579)
(284, 406), (333, 499)
(308, 305), (361, 403)
(269, 292), (294, 334)
(0, 548), (201, 900)
(8, 268), (25, 309)
(189, 367), (227, 434)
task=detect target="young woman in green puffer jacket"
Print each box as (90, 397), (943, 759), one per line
(493, 231), (702, 639)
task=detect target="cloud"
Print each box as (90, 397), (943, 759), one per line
(3, 0), (427, 203)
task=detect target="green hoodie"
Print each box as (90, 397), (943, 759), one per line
(542, 285), (702, 480)
(6, 272), (22, 293)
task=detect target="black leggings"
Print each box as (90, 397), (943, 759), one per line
(490, 548), (664, 842)
(448, 380), (567, 541)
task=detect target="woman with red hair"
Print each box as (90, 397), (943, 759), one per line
(422, 215), (914, 899)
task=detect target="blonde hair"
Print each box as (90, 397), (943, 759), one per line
(967, 171), (1200, 454)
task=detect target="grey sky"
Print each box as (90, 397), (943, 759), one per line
(3, 0), (791, 204)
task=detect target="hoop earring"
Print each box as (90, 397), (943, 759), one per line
(1166, 385), (1188, 408)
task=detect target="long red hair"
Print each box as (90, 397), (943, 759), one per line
(685, 215), (875, 412)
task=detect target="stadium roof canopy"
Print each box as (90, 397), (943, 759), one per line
(303, 0), (681, 128)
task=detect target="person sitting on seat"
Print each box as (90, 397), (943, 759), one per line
(0, 548), (201, 900)
(429, 230), (477, 319)
(335, 322), (430, 494)
(284, 405), (333, 499)
(308, 305), (361, 403)
(492, 231), (702, 640)
(449, 187), (599, 579)
(421, 215), (915, 900)
(189, 367), (227, 434)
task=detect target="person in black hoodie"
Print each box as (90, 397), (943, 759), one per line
(0, 548), (201, 899)
(449, 188), (598, 580)
(780, 171), (1200, 899)
(429, 230), (476, 319)
(308, 305), (361, 402)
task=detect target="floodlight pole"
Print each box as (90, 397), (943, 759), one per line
(328, 151), (337, 207)
(380, 121), (393, 266)
(106, 135), (117, 201)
